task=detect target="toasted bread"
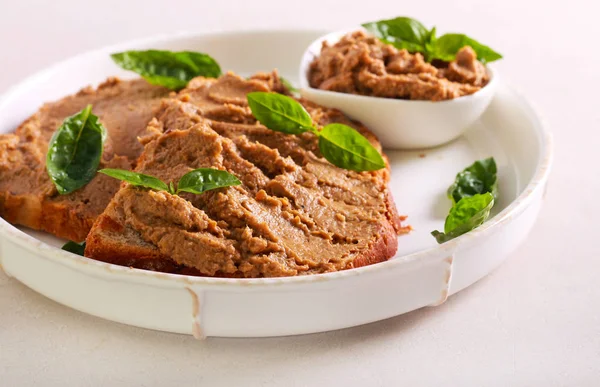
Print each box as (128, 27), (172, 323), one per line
(0, 78), (170, 241)
(85, 72), (408, 277)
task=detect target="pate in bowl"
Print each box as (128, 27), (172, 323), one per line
(299, 29), (498, 150)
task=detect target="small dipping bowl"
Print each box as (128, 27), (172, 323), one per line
(298, 29), (498, 150)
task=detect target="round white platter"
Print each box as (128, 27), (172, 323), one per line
(0, 30), (552, 338)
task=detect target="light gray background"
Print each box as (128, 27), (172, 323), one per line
(1, 0), (598, 386)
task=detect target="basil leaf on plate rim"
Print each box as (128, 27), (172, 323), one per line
(362, 16), (502, 63)
(432, 192), (495, 244)
(447, 157), (498, 204)
(111, 50), (222, 90)
(46, 105), (106, 195)
(432, 158), (498, 243)
(246, 92), (385, 172)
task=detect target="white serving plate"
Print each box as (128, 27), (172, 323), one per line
(0, 30), (552, 338)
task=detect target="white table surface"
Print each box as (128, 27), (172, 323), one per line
(1, 0), (598, 385)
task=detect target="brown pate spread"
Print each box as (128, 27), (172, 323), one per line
(308, 31), (490, 101)
(85, 72), (409, 277)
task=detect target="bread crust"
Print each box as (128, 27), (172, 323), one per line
(351, 219), (399, 269)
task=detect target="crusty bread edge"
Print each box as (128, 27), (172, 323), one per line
(0, 192), (95, 242)
(85, 214), (164, 263)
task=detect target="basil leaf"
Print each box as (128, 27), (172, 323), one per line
(318, 123), (386, 172)
(176, 168), (241, 195)
(426, 26), (437, 44)
(362, 17), (502, 64)
(246, 93), (385, 171)
(432, 192), (494, 243)
(362, 16), (429, 52)
(111, 50), (222, 90)
(62, 241), (86, 256)
(432, 34), (502, 64)
(280, 77), (299, 94)
(99, 169), (170, 193)
(247, 92), (314, 135)
(448, 157), (497, 204)
(46, 105), (106, 195)
(99, 168), (240, 196)
(423, 26), (438, 60)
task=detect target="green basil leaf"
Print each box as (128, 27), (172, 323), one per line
(447, 157), (498, 204)
(176, 168), (241, 195)
(46, 105), (106, 195)
(62, 241), (86, 256)
(432, 192), (494, 243)
(111, 50), (222, 90)
(426, 26), (438, 44)
(280, 77), (299, 94)
(432, 33), (502, 64)
(247, 92), (314, 135)
(362, 16), (429, 52)
(99, 169), (170, 193)
(423, 26), (438, 60)
(318, 123), (386, 172)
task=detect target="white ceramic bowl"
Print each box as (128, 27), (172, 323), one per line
(299, 29), (498, 150)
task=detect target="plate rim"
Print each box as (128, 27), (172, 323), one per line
(0, 28), (554, 287)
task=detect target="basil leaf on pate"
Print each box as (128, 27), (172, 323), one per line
(176, 168), (241, 195)
(362, 16), (502, 63)
(247, 92), (314, 135)
(246, 92), (385, 172)
(99, 168), (240, 196)
(99, 169), (171, 193)
(46, 105), (106, 195)
(318, 124), (386, 172)
(362, 16), (429, 53)
(432, 34), (502, 64)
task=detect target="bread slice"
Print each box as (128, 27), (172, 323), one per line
(85, 72), (408, 277)
(0, 78), (170, 241)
